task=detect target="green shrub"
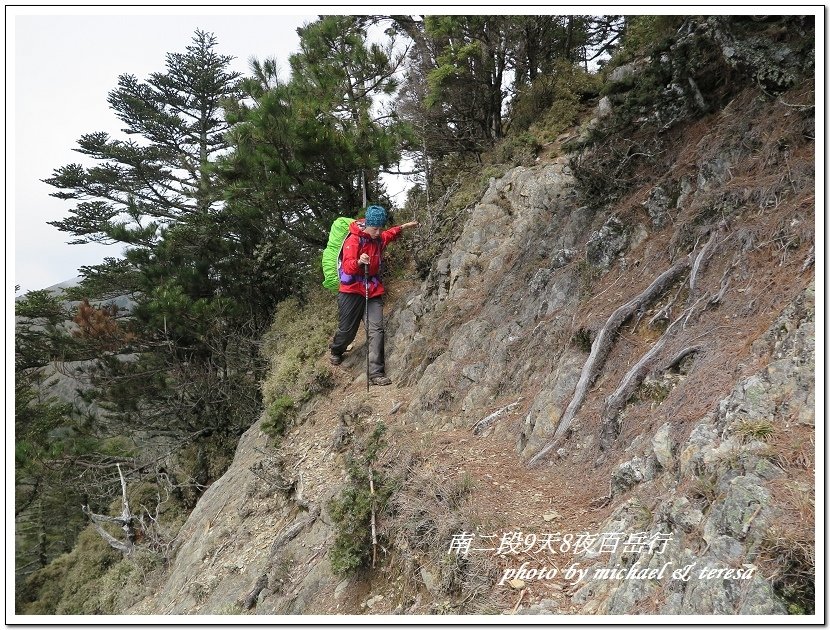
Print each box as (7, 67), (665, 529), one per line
(511, 61), (600, 144)
(490, 132), (541, 167)
(328, 484), (375, 575)
(328, 422), (392, 576)
(19, 526), (121, 615)
(261, 290), (337, 407)
(262, 395), (295, 438)
(216, 602), (245, 615)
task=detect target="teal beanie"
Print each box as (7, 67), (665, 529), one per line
(365, 205), (387, 227)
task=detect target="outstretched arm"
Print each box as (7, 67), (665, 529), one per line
(381, 221), (419, 246)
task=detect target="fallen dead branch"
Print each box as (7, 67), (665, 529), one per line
(472, 399), (523, 436)
(511, 587), (527, 614)
(589, 494), (612, 509)
(369, 466), (378, 569)
(82, 463), (136, 555)
(528, 253), (693, 466)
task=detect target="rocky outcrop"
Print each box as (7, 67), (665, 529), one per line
(128, 417), (340, 615)
(131, 129), (813, 615)
(387, 158), (590, 439)
(569, 283), (814, 615)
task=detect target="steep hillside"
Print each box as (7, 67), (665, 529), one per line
(46, 16), (815, 618)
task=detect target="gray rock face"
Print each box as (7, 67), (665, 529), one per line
(715, 283), (815, 436)
(608, 59), (649, 84)
(519, 350), (583, 454)
(612, 17), (812, 136)
(651, 423), (675, 471)
(571, 284), (813, 615)
(596, 96), (613, 119)
(126, 418), (339, 615)
(517, 597), (561, 615)
(387, 160), (588, 432)
(702, 474), (770, 545)
(586, 216), (630, 269)
(663, 497), (703, 533)
(642, 185), (673, 228)
(610, 457), (648, 496)
(706, 16), (814, 93)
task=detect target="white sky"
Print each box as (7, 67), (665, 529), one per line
(10, 6), (819, 296)
(10, 9), (317, 295)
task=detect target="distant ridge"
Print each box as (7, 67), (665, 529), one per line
(16, 276), (135, 313)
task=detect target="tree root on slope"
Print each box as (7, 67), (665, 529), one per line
(599, 311), (688, 450)
(242, 504), (322, 610)
(527, 254), (693, 467)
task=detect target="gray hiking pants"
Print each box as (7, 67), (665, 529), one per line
(330, 293), (386, 377)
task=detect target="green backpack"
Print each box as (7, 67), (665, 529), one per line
(321, 217), (356, 292)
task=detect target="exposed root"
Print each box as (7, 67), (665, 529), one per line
(684, 293), (709, 327)
(661, 346), (702, 373)
(528, 254), (693, 466)
(648, 279), (686, 328)
(267, 505), (321, 559)
(709, 258), (739, 306)
(800, 245), (814, 273)
(243, 574), (268, 610)
(690, 222), (731, 293)
(599, 311), (688, 449)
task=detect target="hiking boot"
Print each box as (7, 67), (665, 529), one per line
(329, 353), (343, 365)
(370, 375), (392, 386)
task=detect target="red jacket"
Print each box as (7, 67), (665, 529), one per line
(340, 220), (402, 298)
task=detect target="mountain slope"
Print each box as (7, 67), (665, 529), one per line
(47, 16), (814, 618)
(129, 70), (814, 616)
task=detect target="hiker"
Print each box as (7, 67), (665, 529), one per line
(329, 205), (418, 386)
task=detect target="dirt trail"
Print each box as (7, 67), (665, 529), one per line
(291, 314), (614, 612)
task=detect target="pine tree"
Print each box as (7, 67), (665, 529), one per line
(391, 15), (622, 158)
(221, 16), (410, 247)
(42, 30), (261, 477)
(46, 30), (241, 246)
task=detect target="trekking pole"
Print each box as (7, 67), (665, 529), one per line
(363, 262), (370, 392)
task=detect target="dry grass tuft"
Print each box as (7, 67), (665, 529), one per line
(757, 524), (815, 615)
(756, 422), (815, 614)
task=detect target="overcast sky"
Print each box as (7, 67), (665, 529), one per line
(10, 8), (317, 294)
(9, 6), (821, 296)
